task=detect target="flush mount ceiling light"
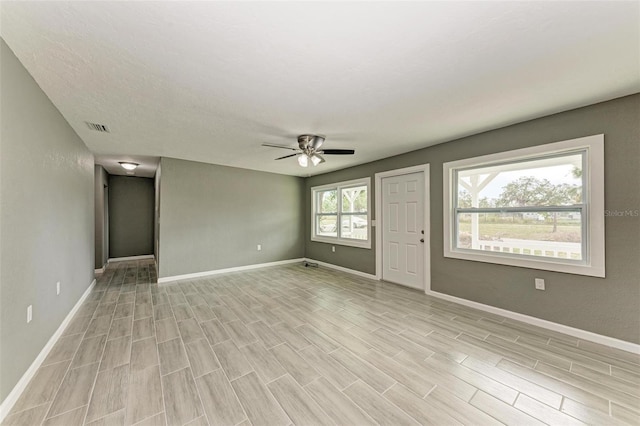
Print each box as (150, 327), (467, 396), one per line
(119, 162), (139, 171)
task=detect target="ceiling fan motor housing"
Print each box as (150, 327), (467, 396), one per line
(298, 134), (325, 152)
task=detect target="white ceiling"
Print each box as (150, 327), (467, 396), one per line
(1, 2), (638, 177)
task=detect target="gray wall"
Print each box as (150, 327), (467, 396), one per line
(109, 175), (155, 258)
(158, 157), (305, 278)
(306, 94), (640, 344)
(0, 39), (95, 402)
(94, 165), (109, 269)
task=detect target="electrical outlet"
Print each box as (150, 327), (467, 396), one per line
(332, 246), (336, 253)
(56, 281), (61, 295)
(257, 244), (261, 251)
(535, 278), (545, 290)
(27, 305), (32, 323)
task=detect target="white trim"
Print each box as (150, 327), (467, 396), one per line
(443, 134), (605, 278)
(94, 267), (104, 274)
(311, 236), (371, 249)
(375, 164), (431, 291)
(303, 258), (378, 280)
(311, 177), (372, 249)
(0, 278), (97, 422)
(310, 177), (371, 193)
(108, 254), (155, 263)
(424, 288), (639, 355)
(158, 258), (304, 283)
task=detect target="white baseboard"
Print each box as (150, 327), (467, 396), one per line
(158, 258), (305, 283)
(304, 258), (378, 280)
(108, 254), (155, 263)
(0, 278), (97, 422)
(94, 267), (104, 274)
(424, 289), (640, 355)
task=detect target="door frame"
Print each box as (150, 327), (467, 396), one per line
(375, 164), (431, 292)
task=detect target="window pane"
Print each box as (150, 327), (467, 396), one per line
(340, 215), (368, 240)
(457, 153), (583, 208)
(312, 179), (371, 247)
(316, 215), (337, 237)
(317, 190), (337, 213)
(457, 211), (582, 260)
(341, 186), (367, 213)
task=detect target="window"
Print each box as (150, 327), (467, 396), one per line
(443, 135), (604, 277)
(312, 178), (371, 248)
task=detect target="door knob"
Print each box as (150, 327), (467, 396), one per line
(420, 238), (424, 243)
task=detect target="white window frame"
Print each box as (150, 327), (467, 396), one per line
(311, 177), (371, 249)
(443, 134), (605, 277)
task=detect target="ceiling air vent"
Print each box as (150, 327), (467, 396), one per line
(85, 121), (110, 133)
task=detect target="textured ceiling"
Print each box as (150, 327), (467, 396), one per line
(1, 2), (638, 177)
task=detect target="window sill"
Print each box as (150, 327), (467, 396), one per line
(444, 248), (605, 278)
(311, 236), (372, 249)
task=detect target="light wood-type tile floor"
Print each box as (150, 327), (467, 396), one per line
(4, 260), (639, 425)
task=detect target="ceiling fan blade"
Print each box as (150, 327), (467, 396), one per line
(262, 143), (298, 151)
(275, 153), (298, 160)
(321, 149), (355, 155)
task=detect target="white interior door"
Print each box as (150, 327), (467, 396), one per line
(382, 172), (424, 289)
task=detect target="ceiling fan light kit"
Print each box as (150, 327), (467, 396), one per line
(297, 153), (323, 168)
(262, 134), (355, 168)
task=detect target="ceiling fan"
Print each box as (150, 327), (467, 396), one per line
(262, 135), (355, 167)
